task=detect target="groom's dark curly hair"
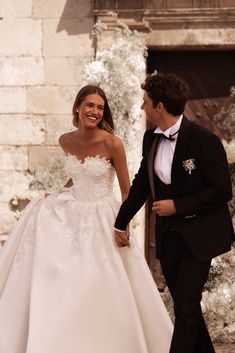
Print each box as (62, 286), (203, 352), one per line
(141, 72), (189, 116)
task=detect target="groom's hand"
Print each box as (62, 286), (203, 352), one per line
(152, 199), (176, 216)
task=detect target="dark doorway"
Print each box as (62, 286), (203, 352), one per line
(145, 50), (235, 289)
(148, 51), (235, 100)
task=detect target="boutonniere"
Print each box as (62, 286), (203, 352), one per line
(182, 159), (196, 175)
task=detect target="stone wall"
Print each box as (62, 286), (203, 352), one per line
(0, 0), (94, 243)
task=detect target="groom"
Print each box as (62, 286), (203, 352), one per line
(114, 72), (234, 353)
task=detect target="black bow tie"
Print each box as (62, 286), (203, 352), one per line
(157, 129), (179, 141)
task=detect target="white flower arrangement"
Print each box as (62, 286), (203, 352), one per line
(202, 248), (235, 343)
(7, 156), (67, 223)
(222, 139), (235, 164)
(83, 21), (147, 146)
(29, 156), (67, 194)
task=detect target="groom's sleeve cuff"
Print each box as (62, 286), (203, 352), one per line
(114, 227), (126, 232)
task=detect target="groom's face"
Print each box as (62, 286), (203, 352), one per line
(141, 92), (162, 125)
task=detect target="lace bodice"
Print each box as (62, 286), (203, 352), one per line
(64, 154), (115, 201)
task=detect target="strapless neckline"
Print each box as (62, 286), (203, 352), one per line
(67, 153), (112, 167)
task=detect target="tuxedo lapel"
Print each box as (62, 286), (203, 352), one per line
(171, 116), (190, 197)
(147, 133), (161, 200)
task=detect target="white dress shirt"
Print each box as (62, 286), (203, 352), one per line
(154, 115), (183, 185)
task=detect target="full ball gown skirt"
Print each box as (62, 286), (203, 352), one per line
(0, 155), (173, 353)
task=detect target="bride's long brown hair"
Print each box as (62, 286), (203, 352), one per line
(72, 85), (114, 134)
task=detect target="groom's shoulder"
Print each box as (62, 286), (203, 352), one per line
(142, 128), (156, 150)
(185, 119), (223, 151)
(143, 128), (156, 145)
(187, 119), (218, 141)
(143, 127), (156, 139)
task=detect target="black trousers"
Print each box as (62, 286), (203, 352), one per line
(160, 229), (215, 353)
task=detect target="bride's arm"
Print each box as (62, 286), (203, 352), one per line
(110, 136), (130, 202)
(110, 137), (131, 247)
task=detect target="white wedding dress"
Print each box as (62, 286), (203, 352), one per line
(0, 154), (173, 353)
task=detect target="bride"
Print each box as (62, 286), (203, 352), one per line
(0, 85), (173, 353)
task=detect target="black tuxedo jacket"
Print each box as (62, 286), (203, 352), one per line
(115, 117), (235, 261)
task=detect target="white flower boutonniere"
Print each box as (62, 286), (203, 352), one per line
(182, 159), (196, 175)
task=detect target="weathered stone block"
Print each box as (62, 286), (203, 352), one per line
(45, 57), (88, 85)
(28, 145), (62, 169)
(1, 0), (32, 18)
(45, 114), (74, 145)
(0, 57), (44, 86)
(0, 115), (46, 144)
(0, 146), (28, 170)
(43, 19), (93, 57)
(146, 28), (235, 47)
(146, 0), (192, 8)
(32, 0), (92, 18)
(27, 86), (76, 114)
(0, 19), (42, 56)
(0, 87), (26, 113)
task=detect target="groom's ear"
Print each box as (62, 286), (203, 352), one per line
(156, 102), (164, 112)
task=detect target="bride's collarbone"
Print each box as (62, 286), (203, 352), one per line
(66, 140), (112, 162)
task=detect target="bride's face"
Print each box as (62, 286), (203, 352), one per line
(77, 93), (105, 129)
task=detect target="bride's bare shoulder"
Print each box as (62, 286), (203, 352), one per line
(105, 133), (123, 149)
(104, 134), (125, 158)
(58, 131), (76, 151)
(59, 131), (76, 142)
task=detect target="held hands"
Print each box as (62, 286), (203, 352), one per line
(152, 199), (176, 217)
(114, 226), (130, 248)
